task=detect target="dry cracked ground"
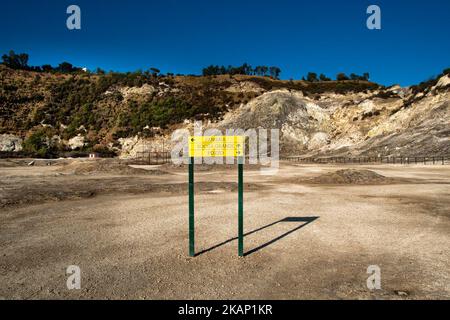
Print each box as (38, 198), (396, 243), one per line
(0, 159), (449, 300)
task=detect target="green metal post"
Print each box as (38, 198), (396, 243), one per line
(238, 157), (244, 257)
(189, 157), (195, 257)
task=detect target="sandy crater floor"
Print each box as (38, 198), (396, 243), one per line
(0, 160), (449, 299)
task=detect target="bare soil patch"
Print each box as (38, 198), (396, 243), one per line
(0, 173), (263, 208)
(56, 159), (167, 175)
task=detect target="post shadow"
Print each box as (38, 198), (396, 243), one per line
(195, 216), (319, 257)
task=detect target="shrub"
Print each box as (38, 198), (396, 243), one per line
(22, 129), (57, 158)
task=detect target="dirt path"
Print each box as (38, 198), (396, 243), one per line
(0, 163), (449, 299)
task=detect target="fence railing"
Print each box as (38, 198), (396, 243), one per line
(129, 153), (449, 166)
(280, 156), (449, 165)
(133, 151), (171, 165)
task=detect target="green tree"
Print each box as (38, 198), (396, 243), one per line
(307, 72), (318, 82)
(41, 64), (53, 72)
(1, 50), (29, 69)
(150, 67), (160, 76)
(242, 63), (252, 75)
(337, 73), (349, 81)
(319, 73), (331, 81)
(261, 66), (268, 77)
(57, 62), (75, 73)
(269, 66), (281, 79)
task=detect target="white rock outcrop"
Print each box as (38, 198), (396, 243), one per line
(68, 134), (85, 150)
(225, 81), (265, 94)
(118, 84), (156, 99)
(433, 74), (450, 90)
(0, 134), (23, 152)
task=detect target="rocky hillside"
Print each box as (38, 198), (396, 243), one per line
(217, 76), (450, 157)
(0, 65), (449, 158)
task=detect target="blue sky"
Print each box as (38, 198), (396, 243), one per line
(1, 0), (449, 86)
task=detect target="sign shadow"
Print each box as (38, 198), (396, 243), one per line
(195, 216), (319, 257)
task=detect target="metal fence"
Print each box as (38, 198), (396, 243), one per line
(133, 151), (171, 165)
(280, 156), (450, 165)
(131, 153), (449, 165)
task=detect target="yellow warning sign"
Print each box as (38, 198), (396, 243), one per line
(188, 136), (244, 157)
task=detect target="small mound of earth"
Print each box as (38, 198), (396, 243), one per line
(57, 159), (166, 175)
(308, 169), (391, 185)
